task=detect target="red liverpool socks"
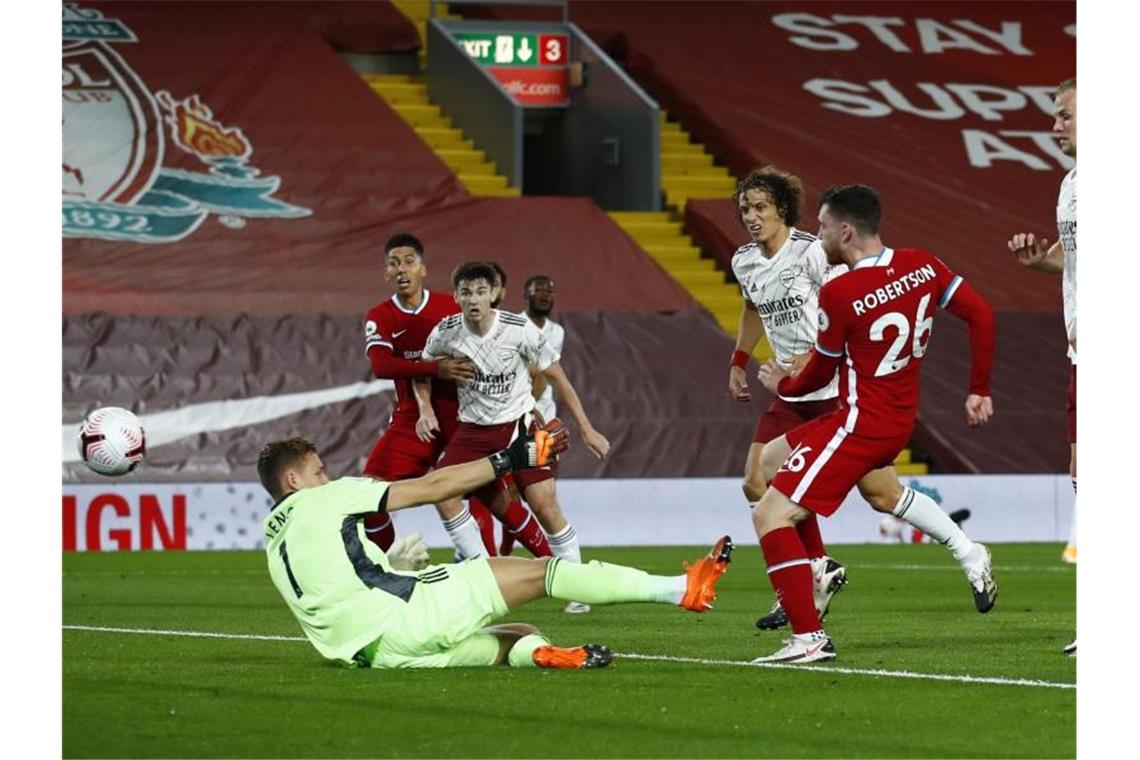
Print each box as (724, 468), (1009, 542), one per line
(467, 497), (499, 556)
(502, 499), (552, 557)
(362, 512), (396, 551)
(760, 526), (822, 634)
(796, 513), (826, 560)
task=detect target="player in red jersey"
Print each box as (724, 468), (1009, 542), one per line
(749, 185), (998, 663)
(360, 234), (489, 559)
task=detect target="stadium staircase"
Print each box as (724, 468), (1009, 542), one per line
(609, 112), (763, 352)
(364, 74), (520, 197)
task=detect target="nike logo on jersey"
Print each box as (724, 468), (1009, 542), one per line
(392, 329), (408, 338)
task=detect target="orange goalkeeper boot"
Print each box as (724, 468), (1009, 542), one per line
(680, 535), (734, 612)
(532, 643), (613, 669)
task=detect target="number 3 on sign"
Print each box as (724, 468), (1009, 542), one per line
(539, 34), (567, 64)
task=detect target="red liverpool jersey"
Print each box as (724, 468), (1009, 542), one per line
(363, 290), (460, 420)
(813, 247), (963, 438)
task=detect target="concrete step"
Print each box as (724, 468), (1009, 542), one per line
(670, 269), (728, 286)
(608, 210), (674, 224)
(368, 83), (429, 104)
(416, 127), (473, 150)
(460, 174), (511, 192)
(363, 73), (423, 85)
(660, 151), (714, 168)
(435, 148), (490, 171)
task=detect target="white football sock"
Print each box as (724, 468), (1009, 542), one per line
(892, 487), (974, 563)
(548, 524), (582, 563)
(441, 505), (486, 559)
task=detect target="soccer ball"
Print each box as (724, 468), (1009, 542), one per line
(77, 407), (146, 476)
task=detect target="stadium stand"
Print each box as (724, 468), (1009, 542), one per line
(459, 1), (1075, 473)
(64, 0), (749, 483)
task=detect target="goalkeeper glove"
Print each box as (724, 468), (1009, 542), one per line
(387, 532), (430, 571)
(489, 419), (569, 478)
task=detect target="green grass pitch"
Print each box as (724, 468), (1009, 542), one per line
(63, 543), (1075, 758)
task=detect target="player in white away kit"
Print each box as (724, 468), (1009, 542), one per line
(418, 262), (610, 611)
(730, 167), (992, 630)
(1007, 77), (1077, 656)
(497, 274), (571, 563)
(525, 275), (564, 424)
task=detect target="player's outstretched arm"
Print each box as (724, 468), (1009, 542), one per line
(540, 361), (610, 459)
(386, 426), (569, 511)
(943, 280), (997, 426)
(729, 301), (764, 402)
(1007, 233), (1064, 274)
(411, 377), (440, 442)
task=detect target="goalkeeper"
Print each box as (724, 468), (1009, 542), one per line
(260, 424), (732, 670)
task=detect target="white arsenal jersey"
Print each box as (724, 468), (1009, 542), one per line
(530, 317), (564, 421)
(1057, 167), (1077, 364)
(731, 229), (845, 402)
(423, 310), (551, 425)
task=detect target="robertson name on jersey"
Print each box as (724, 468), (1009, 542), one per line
(814, 247), (963, 438)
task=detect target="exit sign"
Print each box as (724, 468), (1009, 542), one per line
(455, 32), (568, 67)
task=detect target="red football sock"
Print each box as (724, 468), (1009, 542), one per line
(362, 512), (395, 551)
(499, 530), (517, 556)
(795, 513), (826, 560)
(467, 497), (498, 556)
(501, 499), (552, 557)
(760, 526), (821, 634)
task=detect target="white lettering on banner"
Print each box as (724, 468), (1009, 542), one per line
(773, 13), (1032, 55)
(63, 476), (1075, 548)
(804, 79), (1054, 122)
(460, 39), (491, 58)
(962, 130), (1074, 171)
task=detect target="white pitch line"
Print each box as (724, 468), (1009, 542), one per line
(63, 624), (1074, 690)
(854, 563), (1073, 573)
(613, 652), (1075, 690)
(63, 624), (306, 643)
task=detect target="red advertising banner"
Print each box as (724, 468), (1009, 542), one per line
(488, 66), (569, 106)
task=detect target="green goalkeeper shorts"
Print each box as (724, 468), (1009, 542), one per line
(355, 558), (510, 668)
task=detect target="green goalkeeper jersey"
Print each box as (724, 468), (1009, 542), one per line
(263, 477), (418, 665)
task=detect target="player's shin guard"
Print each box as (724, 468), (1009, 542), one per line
(507, 633), (549, 668)
(362, 512), (396, 551)
(466, 497), (499, 556)
(543, 557), (684, 605)
(892, 487), (974, 563)
(760, 527), (821, 635)
(795, 513), (826, 560)
(502, 499), (552, 557)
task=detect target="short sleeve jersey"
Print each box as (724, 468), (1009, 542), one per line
(363, 290), (461, 420)
(422, 310), (551, 425)
(814, 247), (962, 438)
(731, 229), (847, 402)
(530, 317), (564, 421)
(264, 477), (420, 665)
(1057, 168), (1076, 364)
